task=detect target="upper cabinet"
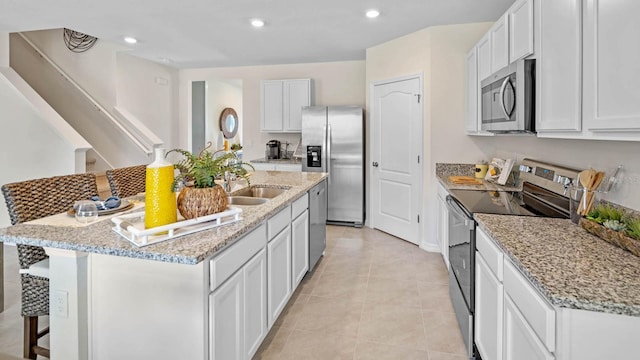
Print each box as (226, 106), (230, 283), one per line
(583, 0), (640, 133)
(490, 14), (510, 73)
(465, 47), (479, 133)
(260, 79), (312, 133)
(509, 0), (535, 62)
(478, 34), (492, 82)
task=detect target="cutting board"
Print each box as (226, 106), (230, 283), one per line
(448, 176), (483, 185)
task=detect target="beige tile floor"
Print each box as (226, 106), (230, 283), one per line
(253, 225), (467, 360)
(0, 226), (466, 360)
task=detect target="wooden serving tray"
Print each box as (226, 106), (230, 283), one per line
(448, 176), (483, 185)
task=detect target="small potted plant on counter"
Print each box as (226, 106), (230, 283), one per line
(167, 142), (254, 219)
(580, 203), (640, 257)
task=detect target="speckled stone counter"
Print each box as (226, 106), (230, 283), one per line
(0, 171), (327, 265)
(474, 214), (640, 317)
(250, 157), (302, 165)
(436, 163), (522, 191)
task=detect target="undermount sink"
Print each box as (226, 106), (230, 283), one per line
(227, 196), (269, 206)
(231, 186), (290, 199)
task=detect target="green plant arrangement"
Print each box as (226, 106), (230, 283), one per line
(166, 143), (254, 219)
(581, 203), (640, 257)
(586, 203), (625, 224)
(625, 218), (640, 241)
(230, 143), (243, 151)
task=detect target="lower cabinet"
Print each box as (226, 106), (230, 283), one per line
(210, 270), (244, 360)
(267, 225), (292, 328)
(504, 295), (555, 360)
(475, 253), (504, 360)
(291, 209), (309, 288)
(250, 162), (302, 172)
(243, 248), (267, 359)
(436, 183), (450, 268)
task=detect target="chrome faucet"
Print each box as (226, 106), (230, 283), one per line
(223, 171), (232, 192)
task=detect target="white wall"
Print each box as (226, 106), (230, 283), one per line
(206, 79), (242, 149)
(367, 21), (640, 251)
(179, 61), (366, 161)
(22, 29), (180, 160)
(0, 70), (85, 226)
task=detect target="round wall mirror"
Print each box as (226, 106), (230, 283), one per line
(219, 108), (239, 139)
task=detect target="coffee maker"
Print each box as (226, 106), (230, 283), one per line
(266, 140), (281, 159)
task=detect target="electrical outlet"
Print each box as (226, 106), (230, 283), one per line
(52, 290), (68, 318)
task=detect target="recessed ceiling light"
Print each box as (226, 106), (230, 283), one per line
(366, 9), (380, 18)
(251, 19), (265, 28)
(124, 36), (137, 44)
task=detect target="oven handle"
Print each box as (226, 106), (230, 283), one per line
(446, 196), (475, 230)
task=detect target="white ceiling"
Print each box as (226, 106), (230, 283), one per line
(0, 0), (514, 69)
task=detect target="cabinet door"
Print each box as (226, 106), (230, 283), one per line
(504, 295), (554, 360)
(291, 210), (309, 288)
(267, 227), (292, 327)
(509, 0), (534, 62)
(583, 0), (640, 132)
(261, 80), (284, 132)
(210, 270), (244, 360)
(477, 34), (492, 81)
(275, 163), (302, 172)
(436, 193), (449, 268)
(475, 253), (504, 360)
(491, 14), (509, 73)
(250, 162), (277, 171)
(284, 79), (311, 132)
(536, 0), (582, 132)
(465, 47), (479, 133)
(244, 248), (267, 360)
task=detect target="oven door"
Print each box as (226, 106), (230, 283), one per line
(446, 195), (476, 358)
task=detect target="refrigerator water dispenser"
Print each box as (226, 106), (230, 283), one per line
(306, 146), (322, 167)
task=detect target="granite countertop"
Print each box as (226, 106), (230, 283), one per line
(250, 157), (302, 165)
(0, 171), (327, 265)
(436, 163), (522, 191)
(475, 214), (640, 317)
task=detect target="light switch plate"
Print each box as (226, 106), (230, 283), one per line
(52, 290), (68, 318)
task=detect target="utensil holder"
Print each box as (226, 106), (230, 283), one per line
(569, 185), (608, 223)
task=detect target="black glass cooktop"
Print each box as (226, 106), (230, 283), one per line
(448, 189), (537, 217)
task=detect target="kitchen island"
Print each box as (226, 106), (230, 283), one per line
(0, 171), (327, 360)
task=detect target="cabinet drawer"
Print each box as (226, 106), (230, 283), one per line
(291, 193), (309, 219)
(268, 206), (291, 240)
(504, 259), (556, 352)
(210, 223), (267, 291)
(476, 228), (503, 281)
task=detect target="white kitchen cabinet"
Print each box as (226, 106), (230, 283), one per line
(491, 14), (509, 73)
(250, 162), (302, 172)
(509, 0), (534, 62)
(267, 225), (292, 327)
(535, 0), (582, 133)
(260, 79), (311, 133)
(250, 163), (276, 171)
(504, 295), (555, 360)
(436, 183), (449, 268)
(475, 253), (504, 360)
(291, 210), (309, 288)
(243, 248), (267, 359)
(477, 34), (492, 82)
(583, 0), (640, 133)
(276, 163), (302, 172)
(210, 270), (244, 360)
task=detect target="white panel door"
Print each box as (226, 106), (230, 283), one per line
(210, 270), (244, 360)
(371, 76), (422, 244)
(504, 295), (554, 360)
(491, 14), (510, 73)
(244, 248), (267, 360)
(509, 0), (534, 62)
(291, 210), (309, 288)
(465, 47), (479, 133)
(536, 0), (582, 132)
(267, 227), (292, 327)
(583, 0), (640, 132)
(261, 80), (283, 132)
(475, 253), (504, 360)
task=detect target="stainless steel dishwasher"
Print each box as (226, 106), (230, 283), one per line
(308, 179), (327, 271)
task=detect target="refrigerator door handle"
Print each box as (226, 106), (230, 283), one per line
(326, 124), (331, 184)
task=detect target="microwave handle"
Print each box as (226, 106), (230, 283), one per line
(499, 77), (512, 120)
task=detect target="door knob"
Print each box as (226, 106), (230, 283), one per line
(372, 162), (379, 167)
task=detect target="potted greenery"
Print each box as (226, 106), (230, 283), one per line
(167, 142), (254, 219)
(581, 203), (640, 257)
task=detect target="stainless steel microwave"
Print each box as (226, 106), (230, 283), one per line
(481, 59), (535, 134)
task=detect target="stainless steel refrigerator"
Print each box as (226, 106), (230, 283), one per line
(301, 106), (364, 227)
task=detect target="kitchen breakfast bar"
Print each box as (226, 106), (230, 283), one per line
(0, 171), (327, 360)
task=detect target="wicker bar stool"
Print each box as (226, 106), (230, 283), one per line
(105, 164), (146, 198)
(1, 173), (98, 359)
